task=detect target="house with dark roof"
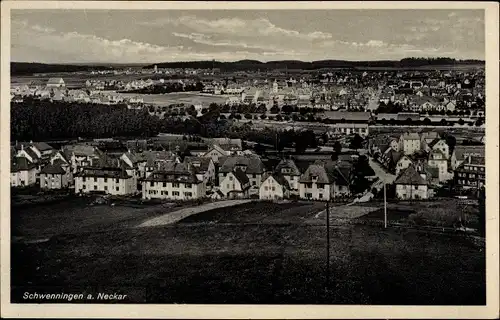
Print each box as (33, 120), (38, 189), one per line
(141, 162), (205, 200)
(274, 159), (301, 193)
(15, 144), (41, 164)
(11, 157), (37, 187)
(259, 173), (290, 200)
(184, 156), (216, 189)
(40, 163), (70, 189)
(63, 144), (105, 173)
(30, 142), (54, 159)
(394, 164), (430, 200)
(219, 168), (251, 199)
(74, 167), (136, 195)
(218, 155), (266, 196)
(298, 161), (350, 201)
(451, 145), (485, 170)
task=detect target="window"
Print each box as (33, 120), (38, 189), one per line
(94, 177), (97, 182)
(165, 191), (168, 196)
(150, 181), (154, 187)
(319, 193), (323, 199)
(104, 186), (108, 191)
(265, 186), (268, 191)
(116, 187), (120, 191)
(173, 191), (180, 196)
(82, 177), (86, 182)
(252, 181), (256, 186)
(104, 178), (108, 183)
(272, 187), (275, 191)
(184, 192), (193, 197)
(229, 176), (233, 181)
(252, 174), (256, 178)
(173, 183), (179, 188)
(94, 186), (97, 190)
(83, 185), (86, 189)
(185, 183), (192, 188)
(163, 182), (167, 187)
(414, 185), (418, 190)
(116, 178), (119, 183)
(227, 184), (230, 189)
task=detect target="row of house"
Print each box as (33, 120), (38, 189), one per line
(11, 137), (357, 202)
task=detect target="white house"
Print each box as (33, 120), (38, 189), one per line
(274, 159), (302, 194)
(395, 155), (414, 176)
(259, 173), (290, 200)
(46, 77), (65, 88)
(141, 162), (205, 200)
(39, 163), (70, 189)
(427, 149), (450, 182)
(218, 155), (265, 196)
(74, 167), (136, 195)
(398, 132), (421, 155)
(394, 165), (430, 200)
(298, 162), (350, 201)
(219, 169), (251, 199)
(427, 139), (450, 159)
(11, 157), (37, 187)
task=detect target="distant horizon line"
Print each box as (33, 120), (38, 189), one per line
(11, 57), (486, 66)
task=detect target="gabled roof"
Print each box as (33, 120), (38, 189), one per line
(233, 168), (250, 185)
(299, 164), (329, 184)
(22, 147), (40, 161)
(262, 172), (290, 189)
(394, 165), (428, 185)
(428, 138), (445, 149)
(47, 77), (65, 85)
(40, 163), (66, 175)
(453, 145), (485, 160)
(274, 159), (301, 176)
(219, 155), (265, 174)
(184, 156), (212, 173)
(421, 131), (440, 141)
(63, 144), (102, 158)
(401, 132), (420, 140)
(11, 157), (37, 172)
(143, 162), (200, 183)
(32, 142), (54, 152)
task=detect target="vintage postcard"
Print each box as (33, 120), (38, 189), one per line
(1, 1), (499, 319)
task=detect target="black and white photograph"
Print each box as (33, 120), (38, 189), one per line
(1, 1), (499, 319)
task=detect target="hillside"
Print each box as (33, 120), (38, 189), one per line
(11, 62), (113, 76)
(145, 58), (484, 71)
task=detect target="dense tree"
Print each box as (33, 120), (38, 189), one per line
(349, 134), (364, 150)
(350, 155), (375, 194)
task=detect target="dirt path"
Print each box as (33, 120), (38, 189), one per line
(137, 200), (253, 228)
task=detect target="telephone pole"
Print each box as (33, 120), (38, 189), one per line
(325, 200), (330, 287)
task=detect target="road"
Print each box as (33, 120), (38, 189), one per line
(369, 156), (396, 184)
(137, 199), (253, 227)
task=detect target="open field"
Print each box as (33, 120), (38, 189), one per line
(119, 92), (228, 106)
(11, 199), (485, 304)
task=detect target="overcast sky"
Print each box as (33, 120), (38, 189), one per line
(11, 9), (485, 64)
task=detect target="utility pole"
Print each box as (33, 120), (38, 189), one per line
(325, 199), (330, 287)
(384, 182), (387, 228)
